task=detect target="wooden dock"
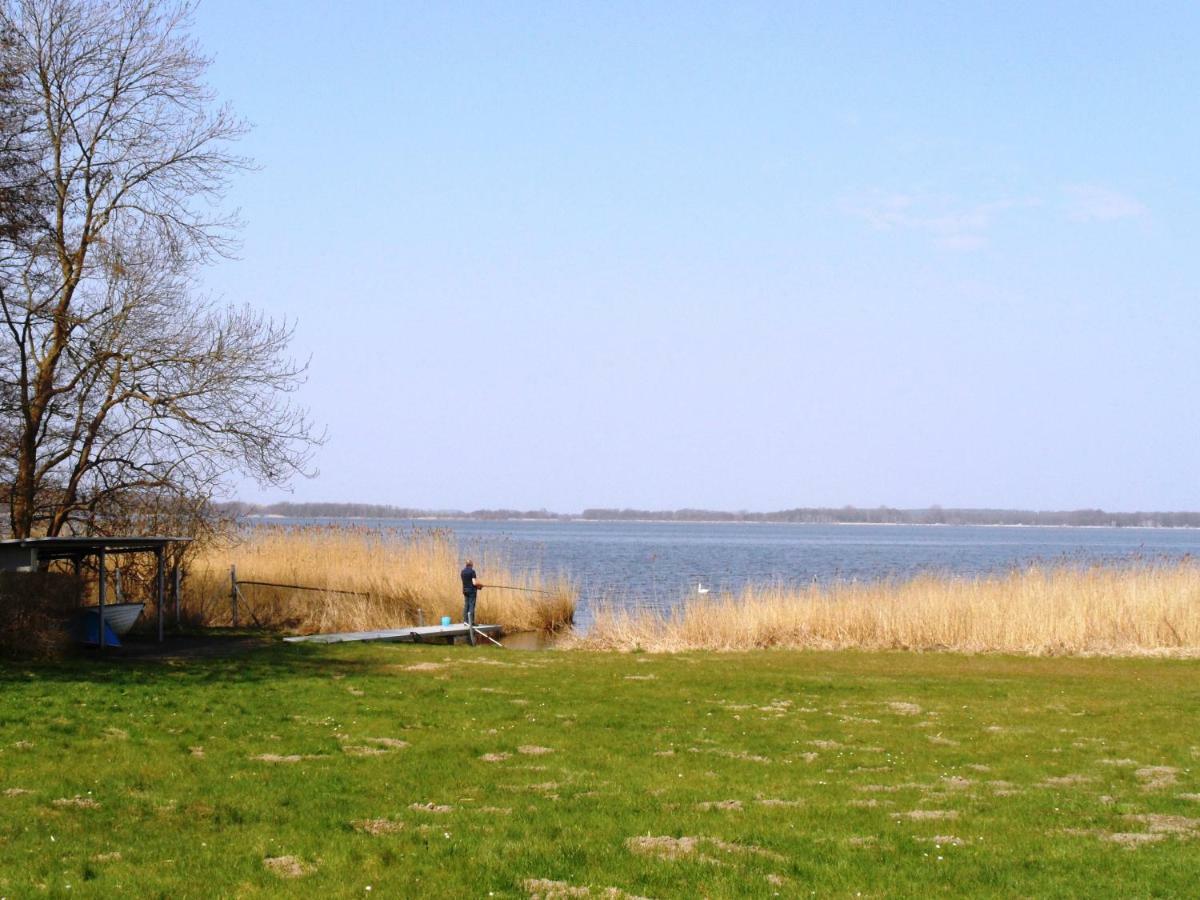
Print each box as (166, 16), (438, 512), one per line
(283, 623), (502, 645)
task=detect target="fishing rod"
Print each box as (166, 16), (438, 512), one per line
(481, 584), (556, 595)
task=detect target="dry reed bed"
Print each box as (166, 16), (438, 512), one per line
(569, 564), (1200, 656)
(185, 525), (575, 634)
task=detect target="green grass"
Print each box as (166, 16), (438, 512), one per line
(2, 644), (1199, 897)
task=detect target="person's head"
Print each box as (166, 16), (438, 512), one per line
(465, 559), (473, 568)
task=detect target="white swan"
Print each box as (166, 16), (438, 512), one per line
(696, 581), (710, 595)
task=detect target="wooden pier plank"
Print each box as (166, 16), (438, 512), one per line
(282, 623), (501, 645)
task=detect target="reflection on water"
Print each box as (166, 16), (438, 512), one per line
(499, 629), (565, 650)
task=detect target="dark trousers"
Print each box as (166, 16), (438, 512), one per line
(463, 592), (477, 646)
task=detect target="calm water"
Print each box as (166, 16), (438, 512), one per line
(277, 518), (1200, 626)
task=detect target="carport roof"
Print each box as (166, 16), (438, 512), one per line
(0, 536), (191, 560)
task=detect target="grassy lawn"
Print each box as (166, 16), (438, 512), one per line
(1, 643), (1198, 897)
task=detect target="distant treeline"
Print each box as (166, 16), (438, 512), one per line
(577, 507), (1200, 527)
(217, 501), (1200, 528)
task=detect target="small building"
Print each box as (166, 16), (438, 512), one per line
(0, 536), (191, 646)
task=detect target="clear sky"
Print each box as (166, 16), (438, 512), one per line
(191, 1), (1200, 512)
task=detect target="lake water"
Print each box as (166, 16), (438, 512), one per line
(278, 518), (1200, 626)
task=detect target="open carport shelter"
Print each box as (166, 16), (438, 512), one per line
(0, 536), (191, 648)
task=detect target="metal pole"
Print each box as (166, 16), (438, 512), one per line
(173, 565), (181, 630)
(97, 550), (106, 653)
(230, 564), (238, 628)
(155, 545), (165, 643)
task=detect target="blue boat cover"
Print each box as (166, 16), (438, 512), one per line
(74, 609), (122, 647)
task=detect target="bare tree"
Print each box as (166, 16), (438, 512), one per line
(0, 24), (42, 245)
(0, 0), (320, 538)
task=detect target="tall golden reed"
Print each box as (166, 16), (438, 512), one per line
(569, 564), (1200, 656)
(185, 525), (575, 634)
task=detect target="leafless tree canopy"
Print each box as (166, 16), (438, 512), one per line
(0, 0), (320, 538)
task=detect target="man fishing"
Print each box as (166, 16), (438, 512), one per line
(461, 559), (483, 644)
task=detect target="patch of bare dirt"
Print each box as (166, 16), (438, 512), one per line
(403, 662), (447, 672)
(898, 810), (958, 821)
(409, 802), (453, 813)
(1123, 814), (1200, 835)
(251, 753), (325, 763)
(696, 800), (743, 811)
(759, 699), (792, 714)
(523, 878), (650, 899)
(263, 855), (314, 878)
(92, 851), (122, 862)
(1099, 758), (1138, 767)
(857, 783), (925, 793)
(53, 796), (99, 809)
(481, 752), (511, 762)
(366, 737), (409, 749)
(755, 797), (803, 808)
(353, 818), (405, 835)
(519, 745), (555, 756)
(920, 835), (966, 846)
(1135, 766), (1180, 791)
(809, 740), (843, 750)
(625, 834), (783, 864)
(1104, 832), (1166, 848)
(189, 746), (205, 758)
(687, 747), (770, 763)
(987, 780), (1021, 797)
(888, 702), (922, 716)
(3, 787), (33, 796)
(1040, 774), (1095, 788)
(342, 745), (389, 757)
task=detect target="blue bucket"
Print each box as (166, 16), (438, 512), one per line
(441, 615), (451, 626)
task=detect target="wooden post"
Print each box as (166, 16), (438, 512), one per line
(97, 549), (106, 653)
(155, 545), (165, 643)
(173, 565), (181, 630)
(230, 564), (239, 628)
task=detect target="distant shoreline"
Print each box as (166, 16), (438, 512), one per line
(238, 513), (1200, 530)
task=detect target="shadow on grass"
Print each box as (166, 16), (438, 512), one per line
(0, 631), (382, 688)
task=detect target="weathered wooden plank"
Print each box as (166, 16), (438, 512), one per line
(283, 624), (501, 645)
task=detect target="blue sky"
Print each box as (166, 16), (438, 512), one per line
(192, 1), (1199, 511)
